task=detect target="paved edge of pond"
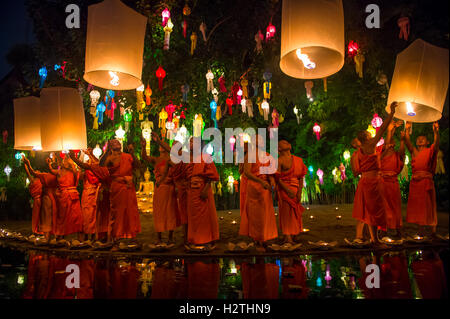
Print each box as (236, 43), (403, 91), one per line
(1, 238), (448, 260)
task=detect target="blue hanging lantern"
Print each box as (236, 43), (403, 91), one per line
(210, 100), (217, 128)
(39, 67), (47, 88)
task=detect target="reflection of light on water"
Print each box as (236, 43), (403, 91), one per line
(17, 274), (24, 285)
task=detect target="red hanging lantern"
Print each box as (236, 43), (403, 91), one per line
(266, 22), (276, 41)
(313, 123), (321, 140)
(347, 41), (359, 58)
(161, 8), (170, 27)
(371, 113), (383, 132)
(156, 66), (166, 91)
(226, 97), (233, 115)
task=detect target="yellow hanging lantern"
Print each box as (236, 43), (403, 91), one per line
(13, 97), (42, 151)
(280, 0), (344, 79)
(367, 125), (376, 138)
(386, 39), (449, 123)
(84, 0), (147, 90)
(40, 87), (87, 151)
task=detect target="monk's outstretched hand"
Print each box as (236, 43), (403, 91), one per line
(433, 122), (439, 133)
(389, 101), (398, 114)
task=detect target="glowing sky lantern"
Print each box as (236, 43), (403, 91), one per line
(316, 168), (324, 184)
(93, 144), (102, 159)
(280, 0), (344, 79)
(229, 136), (236, 151)
(266, 22), (276, 41)
(367, 125), (376, 138)
(163, 18), (174, 50)
(84, 0), (147, 90)
(4, 165), (11, 182)
(313, 123), (321, 140)
(386, 39), (448, 122)
(371, 113), (383, 132)
(13, 96), (42, 151)
(156, 66), (166, 91)
(161, 8), (170, 27)
(343, 150), (351, 161)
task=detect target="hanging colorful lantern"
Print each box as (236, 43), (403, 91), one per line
(305, 81), (314, 100)
(212, 87), (219, 103)
(240, 78), (248, 98)
(210, 100), (218, 128)
(166, 121), (175, 140)
(400, 155), (409, 180)
(175, 124), (188, 145)
(182, 4), (191, 38)
(159, 108), (168, 136)
(308, 165), (314, 177)
(272, 109), (280, 128)
(165, 102), (176, 121)
(347, 40), (359, 58)
(313, 123), (321, 140)
(13, 97), (42, 151)
(397, 16), (410, 41)
(39, 67), (47, 88)
(332, 167), (341, 184)
(261, 99), (270, 121)
(4, 165), (12, 182)
(280, 0), (344, 79)
(343, 150), (351, 162)
(367, 125), (376, 138)
(266, 22), (276, 41)
(155, 66), (166, 91)
(84, 0), (147, 90)
(190, 32), (197, 55)
(226, 97), (233, 115)
(371, 113), (383, 132)
(246, 99), (254, 118)
(339, 163), (346, 181)
(206, 70), (214, 92)
(386, 39), (449, 123)
(255, 30), (263, 54)
(293, 105), (302, 124)
(110, 98), (117, 121)
(199, 22), (207, 42)
(227, 175), (235, 194)
(141, 119), (152, 156)
(263, 71), (272, 99)
(89, 90), (100, 115)
(136, 84), (145, 112)
(124, 109), (132, 131)
(316, 168), (324, 185)
(229, 136), (236, 152)
(218, 74), (227, 92)
(354, 52), (365, 78)
(115, 125), (125, 150)
(163, 18), (174, 50)
(193, 114), (204, 137)
(93, 144), (102, 159)
(241, 98), (247, 113)
(181, 83), (190, 103)
(161, 8), (170, 27)
(236, 88), (243, 105)
(144, 84), (152, 106)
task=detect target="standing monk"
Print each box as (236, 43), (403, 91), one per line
(47, 156), (83, 243)
(141, 135), (180, 245)
(103, 139), (141, 245)
(240, 134), (278, 251)
(22, 156), (43, 240)
(380, 121), (405, 239)
(185, 137), (220, 248)
(275, 140), (307, 244)
(22, 156), (57, 243)
(352, 101), (397, 247)
(404, 121), (440, 238)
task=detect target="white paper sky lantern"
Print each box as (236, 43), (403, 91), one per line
(40, 87), (87, 151)
(13, 96), (42, 150)
(386, 39), (449, 123)
(280, 0), (345, 79)
(84, 0), (147, 90)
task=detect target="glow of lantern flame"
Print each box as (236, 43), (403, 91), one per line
(296, 49), (316, 69)
(109, 71), (119, 87)
(406, 102), (416, 116)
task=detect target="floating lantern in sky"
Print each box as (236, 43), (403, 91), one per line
(163, 18), (173, 50)
(93, 144), (102, 159)
(161, 8), (170, 27)
(4, 165), (11, 182)
(84, 0), (147, 90)
(313, 123), (321, 140)
(280, 0), (344, 79)
(386, 39), (449, 122)
(371, 113), (383, 132)
(316, 168), (324, 184)
(13, 96), (42, 151)
(156, 66), (166, 91)
(40, 87), (87, 151)
(266, 22), (276, 41)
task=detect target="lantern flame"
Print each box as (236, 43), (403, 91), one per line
(296, 49), (316, 69)
(109, 71), (119, 87)
(406, 102), (416, 116)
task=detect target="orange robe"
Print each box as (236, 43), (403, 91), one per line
(109, 263), (140, 299)
(22, 253), (51, 299)
(276, 155), (307, 235)
(90, 164), (111, 237)
(108, 153), (141, 239)
(242, 262), (279, 299)
(352, 149), (387, 228)
(153, 160), (180, 232)
(55, 170), (82, 236)
(239, 155), (278, 242)
(186, 154), (219, 244)
(412, 254), (448, 299)
(406, 145), (438, 226)
(35, 172), (57, 234)
(81, 170), (100, 234)
(380, 152), (404, 229)
(29, 178), (43, 234)
(187, 261), (220, 299)
(171, 162), (188, 225)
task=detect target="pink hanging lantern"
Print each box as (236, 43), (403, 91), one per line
(161, 8), (170, 27)
(316, 168), (324, 184)
(347, 40), (359, 58)
(339, 163), (346, 181)
(313, 123), (321, 140)
(371, 113), (383, 132)
(229, 136), (236, 151)
(266, 22), (276, 41)
(165, 101), (176, 121)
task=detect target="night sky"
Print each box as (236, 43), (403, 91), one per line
(0, 0), (34, 78)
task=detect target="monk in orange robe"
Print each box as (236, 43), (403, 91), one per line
(141, 136), (180, 244)
(404, 121), (440, 237)
(104, 139), (141, 242)
(23, 156), (56, 242)
(69, 149), (111, 243)
(23, 158), (42, 235)
(242, 259), (279, 299)
(47, 156), (83, 241)
(275, 140), (307, 243)
(240, 135), (278, 251)
(185, 137), (220, 247)
(352, 101), (397, 246)
(80, 155), (100, 242)
(380, 121), (405, 237)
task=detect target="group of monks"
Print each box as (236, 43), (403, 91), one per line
(22, 102), (441, 250)
(351, 101), (441, 246)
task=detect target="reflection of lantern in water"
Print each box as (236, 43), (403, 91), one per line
(84, 0), (147, 90)
(280, 0), (344, 79)
(386, 39), (449, 123)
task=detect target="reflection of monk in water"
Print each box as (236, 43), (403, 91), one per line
(186, 261), (220, 299)
(150, 263), (178, 299)
(281, 258), (309, 299)
(411, 250), (448, 299)
(241, 258), (279, 299)
(380, 252), (412, 299)
(22, 252), (51, 299)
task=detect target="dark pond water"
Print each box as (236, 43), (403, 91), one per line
(0, 246), (448, 299)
